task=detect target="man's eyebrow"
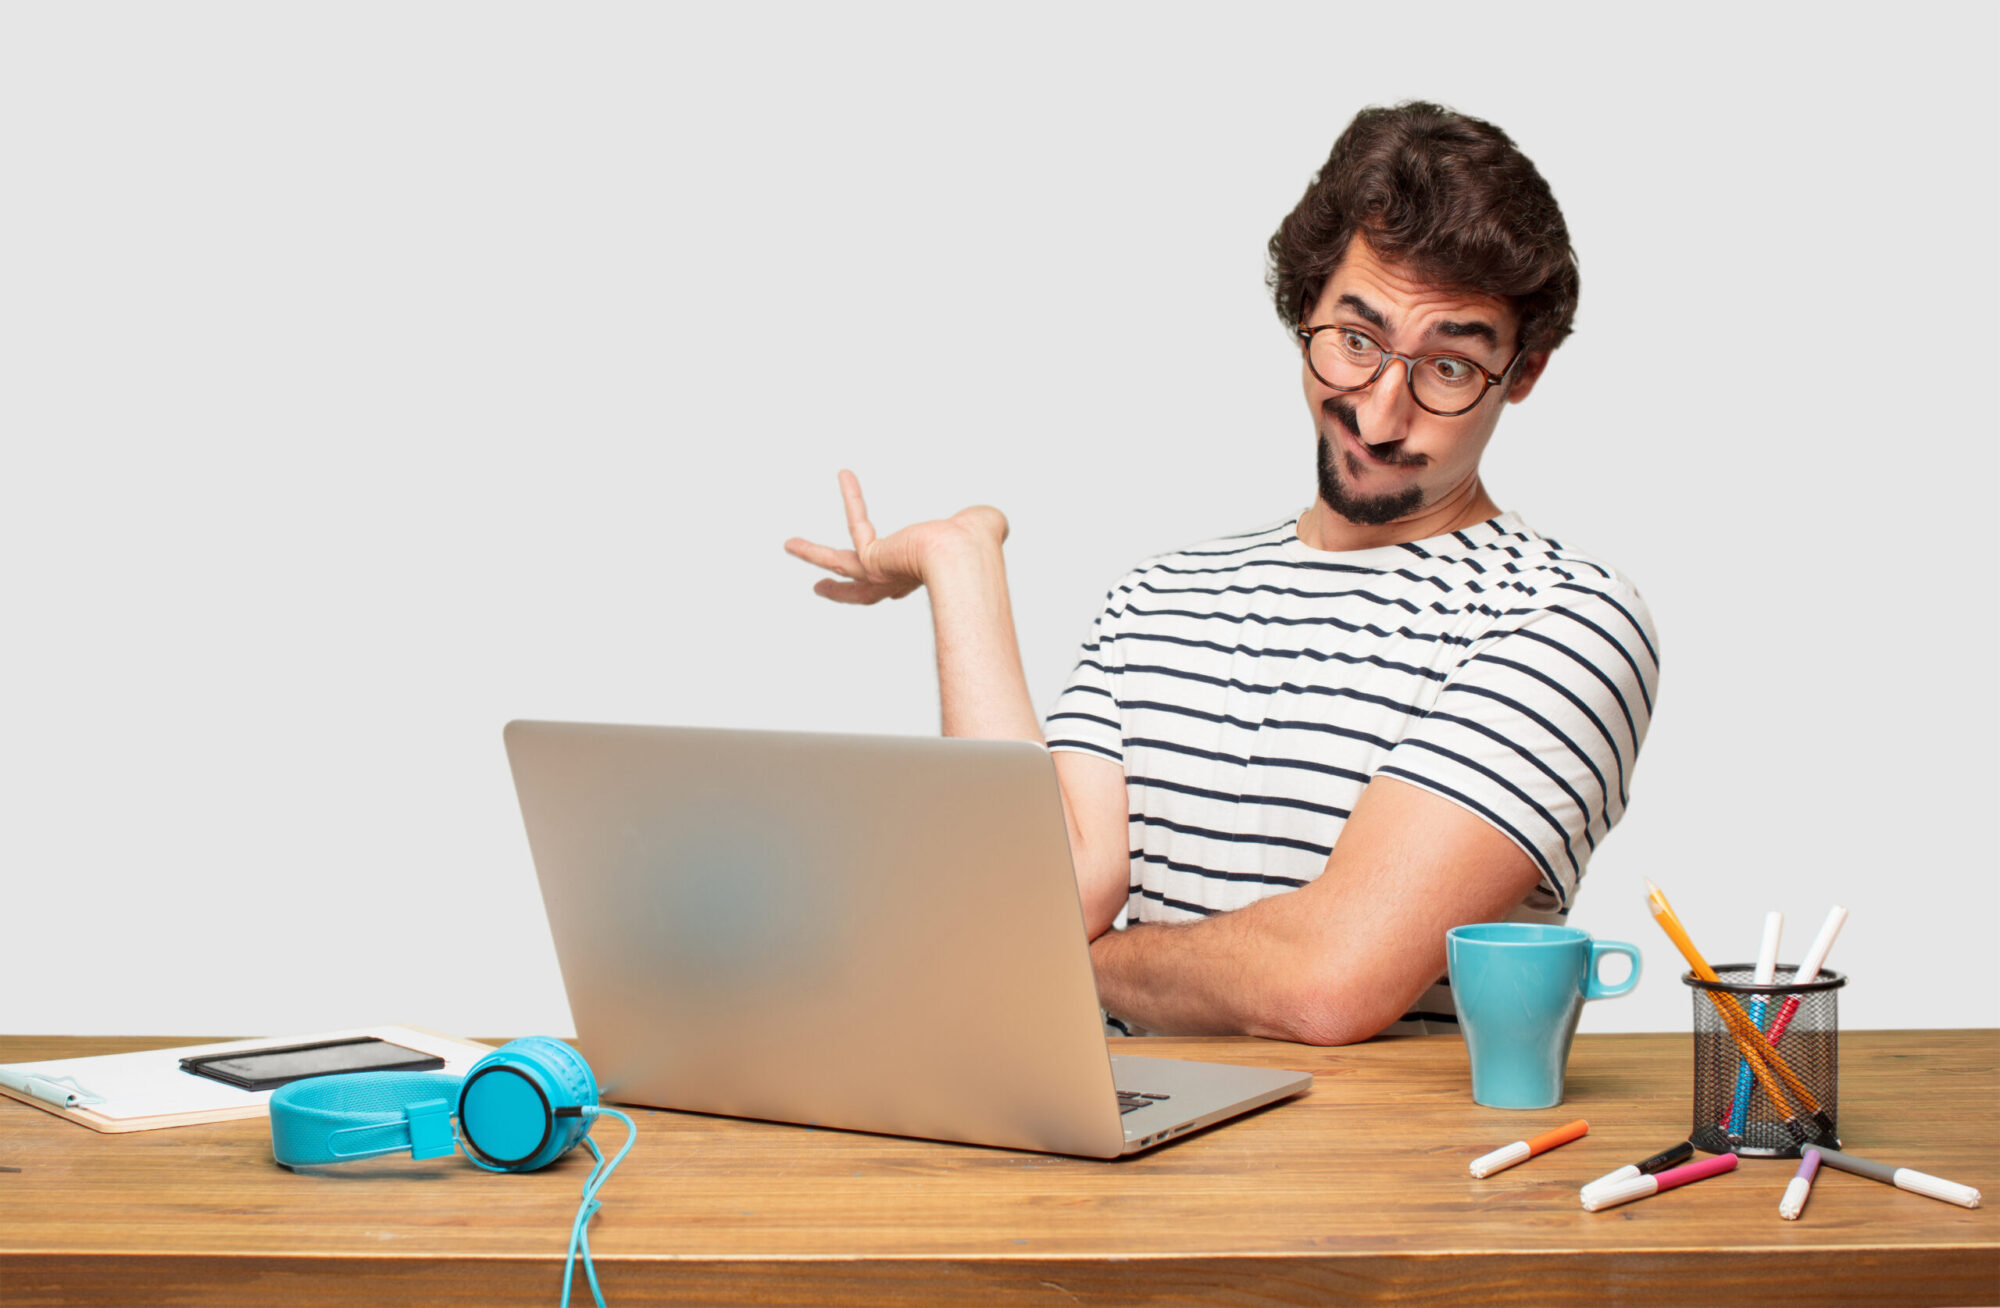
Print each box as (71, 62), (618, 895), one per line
(1335, 293), (1502, 350)
(1336, 294), (1388, 331)
(1430, 319), (1501, 347)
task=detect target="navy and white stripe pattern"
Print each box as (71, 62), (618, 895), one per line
(1046, 512), (1660, 1036)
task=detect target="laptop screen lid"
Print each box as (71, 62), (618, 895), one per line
(504, 720), (1133, 1158)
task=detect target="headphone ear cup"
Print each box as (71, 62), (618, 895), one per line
(506, 1036), (599, 1111)
(510, 1036), (598, 1159)
(457, 1038), (599, 1172)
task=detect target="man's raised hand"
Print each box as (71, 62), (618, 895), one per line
(783, 470), (1007, 606)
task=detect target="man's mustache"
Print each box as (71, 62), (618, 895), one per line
(1323, 398), (1427, 466)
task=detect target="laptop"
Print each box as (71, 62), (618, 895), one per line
(503, 720), (1311, 1158)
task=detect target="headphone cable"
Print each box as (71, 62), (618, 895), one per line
(562, 1107), (637, 1308)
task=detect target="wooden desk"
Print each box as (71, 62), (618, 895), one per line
(3, 1031), (1994, 1306)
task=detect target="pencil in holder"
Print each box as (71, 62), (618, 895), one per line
(1683, 965), (1845, 1158)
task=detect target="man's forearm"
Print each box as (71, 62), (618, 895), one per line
(920, 528), (1134, 910)
(1090, 778), (1546, 1047)
(922, 529), (1043, 742)
(1089, 900), (1375, 1046)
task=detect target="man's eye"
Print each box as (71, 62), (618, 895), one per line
(1429, 357), (1475, 383)
(1339, 331), (1374, 354)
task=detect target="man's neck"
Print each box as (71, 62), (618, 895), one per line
(1297, 480), (1501, 553)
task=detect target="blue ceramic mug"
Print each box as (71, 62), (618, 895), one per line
(1446, 923), (1641, 1109)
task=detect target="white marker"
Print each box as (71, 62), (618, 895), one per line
(1794, 906), (1848, 984)
(1755, 912), (1784, 983)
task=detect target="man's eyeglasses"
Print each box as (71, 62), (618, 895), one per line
(1296, 324), (1522, 418)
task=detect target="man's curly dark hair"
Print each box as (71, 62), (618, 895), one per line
(1268, 102), (1580, 364)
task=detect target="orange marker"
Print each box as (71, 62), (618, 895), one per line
(1470, 1119), (1589, 1178)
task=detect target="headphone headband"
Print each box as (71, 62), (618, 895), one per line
(270, 1071), (464, 1166)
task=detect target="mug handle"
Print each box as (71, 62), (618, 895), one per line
(1584, 941), (1641, 999)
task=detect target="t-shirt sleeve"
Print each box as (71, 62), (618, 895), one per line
(1042, 576), (1132, 765)
(1376, 583), (1661, 913)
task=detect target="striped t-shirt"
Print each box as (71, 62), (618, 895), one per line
(1044, 511), (1660, 1036)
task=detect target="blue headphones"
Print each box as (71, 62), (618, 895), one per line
(269, 1037), (635, 1307)
(269, 1036), (599, 1171)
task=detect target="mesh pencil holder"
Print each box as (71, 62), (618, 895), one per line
(1683, 965), (1846, 1158)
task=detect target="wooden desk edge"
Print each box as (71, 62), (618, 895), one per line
(9, 1246), (1999, 1308)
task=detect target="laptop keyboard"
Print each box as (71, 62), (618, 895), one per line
(1117, 1090), (1171, 1115)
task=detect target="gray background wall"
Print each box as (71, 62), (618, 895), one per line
(5, 3), (1995, 1038)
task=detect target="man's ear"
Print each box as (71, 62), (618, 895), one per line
(1503, 351), (1551, 404)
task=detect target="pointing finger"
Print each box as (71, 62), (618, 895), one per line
(784, 536), (863, 578)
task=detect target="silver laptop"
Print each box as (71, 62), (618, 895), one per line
(504, 720), (1311, 1158)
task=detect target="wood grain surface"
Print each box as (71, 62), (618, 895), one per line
(2, 1031), (1994, 1306)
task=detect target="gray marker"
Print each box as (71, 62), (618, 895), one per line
(1813, 1146), (1981, 1209)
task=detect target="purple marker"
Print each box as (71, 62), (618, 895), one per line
(1779, 1148), (1821, 1220)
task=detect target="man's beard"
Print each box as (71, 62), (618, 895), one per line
(1316, 399), (1425, 527)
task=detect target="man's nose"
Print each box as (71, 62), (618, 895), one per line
(1360, 357), (1419, 441)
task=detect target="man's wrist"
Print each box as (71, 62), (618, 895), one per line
(918, 513), (1007, 588)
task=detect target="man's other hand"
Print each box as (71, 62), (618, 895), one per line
(784, 470), (1008, 605)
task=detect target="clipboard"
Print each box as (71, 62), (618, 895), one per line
(0, 1025), (496, 1133)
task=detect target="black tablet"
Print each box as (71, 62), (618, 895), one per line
(180, 1037), (445, 1091)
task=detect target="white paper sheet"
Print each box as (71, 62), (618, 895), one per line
(0, 1026), (493, 1121)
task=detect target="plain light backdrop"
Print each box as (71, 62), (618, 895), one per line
(4, 4), (1995, 1037)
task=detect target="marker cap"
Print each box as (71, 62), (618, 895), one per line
(1581, 1163), (1639, 1195)
(1470, 1140), (1529, 1178)
(1895, 1169), (1982, 1210)
(1581, 1174), (1657, 1211)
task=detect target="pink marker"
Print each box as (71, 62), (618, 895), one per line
(1766, 906), (1847, 1044)
(1582, 1151), (1738, 1211)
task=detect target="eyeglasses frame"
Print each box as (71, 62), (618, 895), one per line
(1295, 322), (1525, 418)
